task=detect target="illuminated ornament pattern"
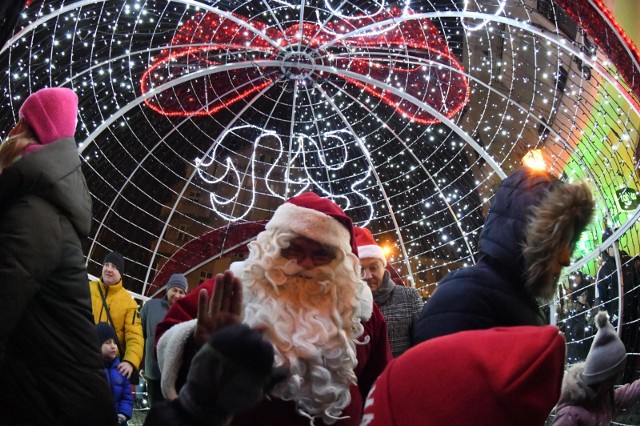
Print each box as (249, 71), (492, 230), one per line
(140, 5), (469, 223)
(138, 3), (470, 226)
(3, 2), (640, 377)
(194, 125), (375, 223)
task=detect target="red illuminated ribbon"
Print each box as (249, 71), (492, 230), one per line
(141, 6), (469, 124)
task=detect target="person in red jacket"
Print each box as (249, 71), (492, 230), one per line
(154, 192), (392, 426)
(361, 324), (566, 426)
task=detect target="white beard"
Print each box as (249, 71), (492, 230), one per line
(241, 255), (362, 424)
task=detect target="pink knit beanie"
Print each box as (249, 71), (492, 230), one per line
(19, 87), (78, 154)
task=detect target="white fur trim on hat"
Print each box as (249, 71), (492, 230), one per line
(358, 244), (387, 266)
(266, 202), (352, 252)
(229, 260), (245, 277)
(157, 318), (197, 400)
(357, 279), (373, 321)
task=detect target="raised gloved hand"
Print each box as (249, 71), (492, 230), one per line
(178, 323), (288, 425)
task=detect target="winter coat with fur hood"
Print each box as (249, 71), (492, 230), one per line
(552, 363), (640, 425)
(0, 138), (117, 425)
(414, 167), (594, 343)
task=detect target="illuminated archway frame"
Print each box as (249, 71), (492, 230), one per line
(2, 0), (640, 296)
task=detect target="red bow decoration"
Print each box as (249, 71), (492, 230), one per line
(141, 6), (469, 125)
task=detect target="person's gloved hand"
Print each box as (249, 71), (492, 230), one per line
(117, 413), (127, 424)
(178, 323), (288, 425)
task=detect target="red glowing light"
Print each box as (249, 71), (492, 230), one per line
(141, 6), (469, 124)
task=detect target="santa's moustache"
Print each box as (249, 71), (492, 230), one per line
(243, 256), (360, 424)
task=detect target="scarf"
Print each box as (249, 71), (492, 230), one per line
(372, 271), (395, 306)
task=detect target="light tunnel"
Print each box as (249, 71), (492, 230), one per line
(3, 0), (640, 374)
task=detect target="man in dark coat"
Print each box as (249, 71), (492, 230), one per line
(0, 88), (116, 425)
(414, 167), (594, 343)
(596, 228), (639, 322)
(140, 273), (188, 405)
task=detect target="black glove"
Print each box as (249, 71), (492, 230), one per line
(177, 324), (288, 425)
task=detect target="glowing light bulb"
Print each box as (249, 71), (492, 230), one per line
(522, 149), (547, 171)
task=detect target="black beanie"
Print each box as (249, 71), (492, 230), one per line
(96, 322), (117, 345)
(104, 251), (124, 273)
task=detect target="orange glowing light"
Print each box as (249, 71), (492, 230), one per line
(522, 149), (547, 171)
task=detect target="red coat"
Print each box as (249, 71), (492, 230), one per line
(156, 278), (392, 425)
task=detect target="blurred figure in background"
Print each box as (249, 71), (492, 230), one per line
(0, 87), (116, 425)
(596, 228), (640, 382)
(564, 273), (595, 364)
(571, 271), (595, 307)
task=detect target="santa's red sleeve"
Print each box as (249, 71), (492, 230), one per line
(155, 279), (218, 399)
(355, 303), (392, 400)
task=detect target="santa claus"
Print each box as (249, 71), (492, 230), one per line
(154, 192), (391, 425)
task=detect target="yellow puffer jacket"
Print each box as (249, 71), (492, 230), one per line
(89, 279), (144, 369)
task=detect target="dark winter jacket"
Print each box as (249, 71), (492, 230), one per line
(140, 296), (170, 380)
(414, 167), (594, 343)
(105, 357), (134, 420)
(0, 138), (117, 425)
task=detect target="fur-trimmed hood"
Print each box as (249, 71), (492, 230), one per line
(557, 363), (592, 405)
(479, 168), (594, 300)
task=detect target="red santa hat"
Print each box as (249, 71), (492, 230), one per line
(362, 325), (565, 426)
(354, 227), (386, 266)
(19, 87), (79, 154)
(266, 192), (358, 256)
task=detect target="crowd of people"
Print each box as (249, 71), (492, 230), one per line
(557, 230), (640, 382)
(2, 87), (640, 425)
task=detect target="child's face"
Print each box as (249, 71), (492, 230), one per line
(101, 339), (118, 361)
